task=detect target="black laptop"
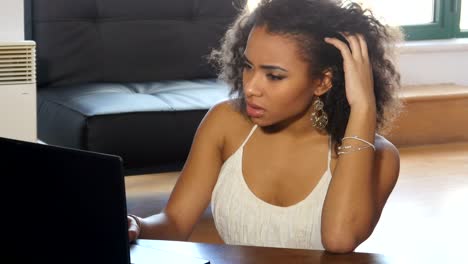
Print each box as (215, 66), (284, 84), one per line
(1, 136), (209, 264)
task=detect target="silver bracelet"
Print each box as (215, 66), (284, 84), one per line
(128, 214), (142, 230)
(337, 145), (373, 155)
(342, 136), (376, 151)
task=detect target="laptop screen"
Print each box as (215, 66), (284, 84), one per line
(1, 137), (130, 264)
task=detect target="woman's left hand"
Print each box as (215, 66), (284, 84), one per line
(324, 33), (375, 110)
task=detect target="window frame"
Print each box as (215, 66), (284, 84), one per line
(402, 0), (467, 40)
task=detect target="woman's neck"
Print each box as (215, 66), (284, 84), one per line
(261, 107), (327, 140)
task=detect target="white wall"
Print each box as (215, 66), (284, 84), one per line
(0, 0), (24, 41)
(398, 39), (468, 86)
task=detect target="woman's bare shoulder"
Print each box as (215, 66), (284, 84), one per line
(208, 99), (252, 130)
(208, 99), (240, 116)
(375, 134), (399, 159)
(374, 134), (400, 190)
(207, 99), (255, 160)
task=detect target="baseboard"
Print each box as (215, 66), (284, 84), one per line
(383, 84), (468, 147)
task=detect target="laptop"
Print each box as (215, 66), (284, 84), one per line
(1, 136), (210, 264)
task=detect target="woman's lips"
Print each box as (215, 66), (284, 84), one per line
(246, 102), (265, 118)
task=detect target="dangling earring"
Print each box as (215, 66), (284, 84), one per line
(311, 97), (328, 130)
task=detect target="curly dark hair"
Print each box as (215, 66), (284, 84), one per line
(209, 0), (402, 144)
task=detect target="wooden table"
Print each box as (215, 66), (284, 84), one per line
(134, 239), (392, 264)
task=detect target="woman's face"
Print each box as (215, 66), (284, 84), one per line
(242, 26), (321, 127)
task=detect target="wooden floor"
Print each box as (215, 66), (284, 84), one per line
(125, 142), (468, 263)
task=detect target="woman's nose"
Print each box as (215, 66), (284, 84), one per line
(244, 75), (263, 97)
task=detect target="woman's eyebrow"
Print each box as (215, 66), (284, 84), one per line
(243, 54), (288, 72)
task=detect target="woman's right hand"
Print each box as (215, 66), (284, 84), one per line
(127, 215), (141, 243)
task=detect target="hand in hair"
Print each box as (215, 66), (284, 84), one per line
(324, 33), (375, 112)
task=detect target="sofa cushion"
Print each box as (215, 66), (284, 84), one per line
(38, 79), (230, 174)
(28, 0), (239, 88)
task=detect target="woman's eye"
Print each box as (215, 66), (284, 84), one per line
(267, 74), (284, 81)
(243, 62), (252, 70)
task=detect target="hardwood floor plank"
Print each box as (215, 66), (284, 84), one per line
(356, 142), (468, 262)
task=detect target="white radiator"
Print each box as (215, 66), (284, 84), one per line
(0, 40), (37, 142)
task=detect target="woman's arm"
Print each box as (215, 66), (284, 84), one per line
(129, 101), (229, 241)
(321, 34), (400, 253)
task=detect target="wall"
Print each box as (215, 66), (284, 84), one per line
(398, 39), (468, 86)
(0, 0), (24, 41)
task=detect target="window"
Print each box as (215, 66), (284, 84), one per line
(355, 0), (468, 40)
(355, 0), (435, 26)
(247, 0), (468, 40)
(460, 0), (468, 30)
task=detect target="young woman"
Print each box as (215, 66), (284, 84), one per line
(128, 0), (402, 253)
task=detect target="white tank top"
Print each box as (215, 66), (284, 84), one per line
(211, 125), (332, 250)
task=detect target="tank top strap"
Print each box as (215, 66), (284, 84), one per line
(240, 124), (258, 149)
(327, 136), (332, 170)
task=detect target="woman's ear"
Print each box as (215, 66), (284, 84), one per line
(314, 69), (333, 96)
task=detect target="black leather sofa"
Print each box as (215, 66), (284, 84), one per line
(24, 0), (241, 175)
